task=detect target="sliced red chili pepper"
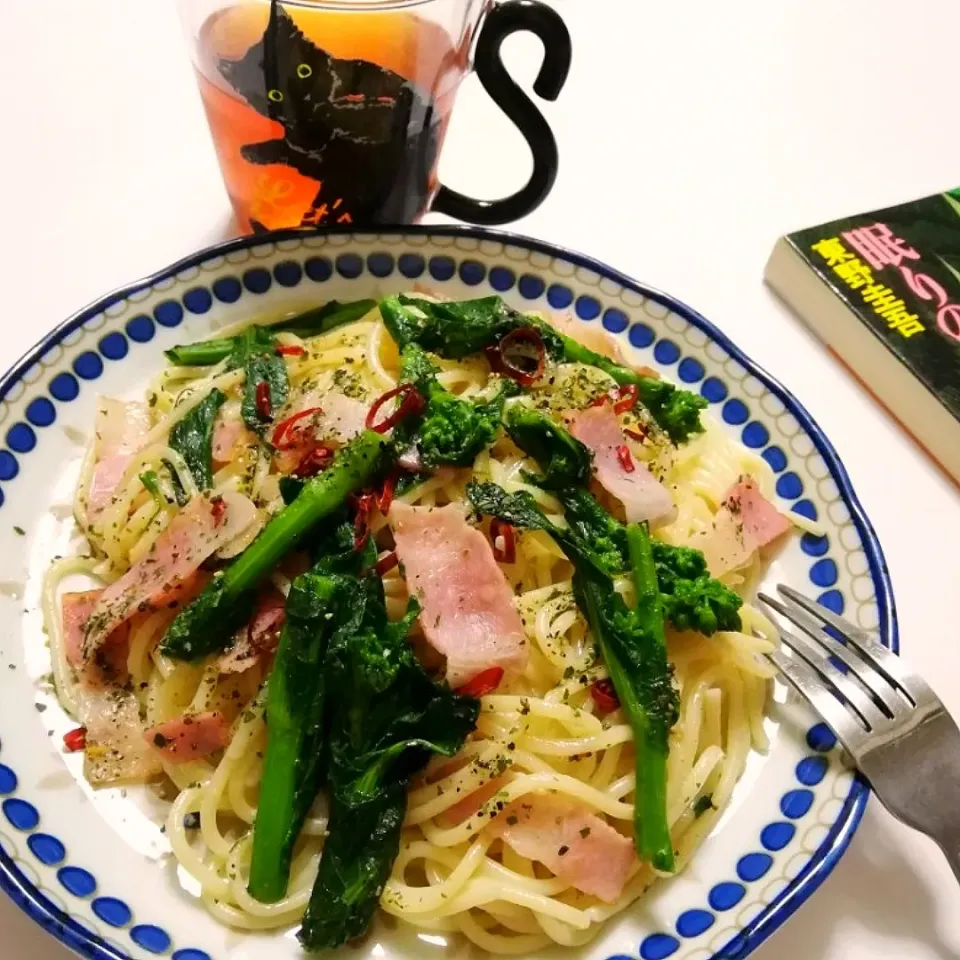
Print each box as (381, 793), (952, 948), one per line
(63, 726), (87, 752)
(490, 518), (516, 564)
(376, 470), (397, 515)
(210, 495), (226, 526)
(275, 344), (306, 357)
(624, 427), (648, 443)
(488, 327), (546, 386)
(616, 444), (635, 473)
(271, 406), (323, 450)
(588, 392), (610, 408)
(612, 384), (639, 414)
(353, 492), (375, 549)
(590, 679), (620, 713)
(292, 444), (334, 479)
(374, 550), (399, 576)
(456, 666), (505, 698)
(365, 384), (425, 434)
(255, 381), (272, 420)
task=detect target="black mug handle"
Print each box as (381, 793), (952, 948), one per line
(431, 0), (572, 225)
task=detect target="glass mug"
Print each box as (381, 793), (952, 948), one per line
(176, 0), (572, 233)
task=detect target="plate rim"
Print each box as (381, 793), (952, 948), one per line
(0, 223), (891, 960)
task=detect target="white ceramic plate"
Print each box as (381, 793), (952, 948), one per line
(0, 227), (891, 960)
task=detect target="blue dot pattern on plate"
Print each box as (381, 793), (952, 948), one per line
(0, 764), (17, 794)
(547, 282), (572, 308)
(603, 307), (628, 333)
(801, 533), (829, 557)
(489, 266), (515, 291)
(792, 499), (818, 521)
(27, 834), (65, 865)
(807, 723), (837, 752)
(776, 471), (803, 499)
(50, 372), (80, 401)
(708, 881), (747, 911)
(183, 287), (213, 313)
(131, 924), (172, 954)
(737, 853), (773, 882)
(760, 822), (796, 851)
(6, 423), (36, 454)
(397, 253), (425, 279)
(742, 421), (769, 448)
(98, 332), (128, 361)
(700, 376), (728, 403)
(654, 339), (680, 364)
(125, 315), (155, 343)
(243, 267), (272, 294)
(780, 789), (815, 819)
(0, 452), (16, 481)
(336, 254), (364, 279)
(428, 255), (455, 281)
(213, 276), (243, 302)
(58, 866), (96, 898)
(366, 253), (394, 279)
(92, 896), (132, 928)
(458, 259), (485, 286)
(172, 951), (213, 960)
(305, 257), (332, 283)
(73, 351), (104, 380)
(762, 445), (787, 471)
(676, 908), (715, 937)
(26, 398), (55, 428)
(153, 300), (184, 328)
(818, 589), (845, 614)
(518, 273), (545, 299)
(796, 755), (829, 786)
(639, 932), (680, 959)
(575, 294), (601, 320)
(809, 559), (838, 587)
(678, 357), (705, 383)
(273, 260), (303, 287)
(722, 398), (749, 424)
(629, 323), (655, 348)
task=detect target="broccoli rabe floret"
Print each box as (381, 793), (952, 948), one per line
(652, 542), (743, 635)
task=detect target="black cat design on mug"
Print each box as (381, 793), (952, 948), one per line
(218, 0), (441, 229)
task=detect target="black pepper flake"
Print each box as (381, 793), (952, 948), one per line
(506, 815), (518, 826)
(183, 812), (201, 830)
(557, 845), (569, 856)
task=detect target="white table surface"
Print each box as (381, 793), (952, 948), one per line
(1, 1), (959, 958)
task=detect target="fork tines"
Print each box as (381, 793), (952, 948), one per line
(759, 585), (934, 746)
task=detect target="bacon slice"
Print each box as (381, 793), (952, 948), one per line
(443, 775), (510, 826)
(494, 796), (635, 903)
(87, 398), (150, 519)
(77, 688), (162, 785)
(61, 589), (131, 686)
(81, 492), (257, 664)
(568, 405), (674, 525)
(212, 408), (251, 465)
(145, 711), (230, 764)
(698, 476), (791, 576)
(218, 587), (286, 674)
(389, 502), (527, 687)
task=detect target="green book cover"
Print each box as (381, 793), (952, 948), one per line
(784, 189), (960, 422)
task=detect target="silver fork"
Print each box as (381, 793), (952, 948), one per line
(759, 584), (960, 881)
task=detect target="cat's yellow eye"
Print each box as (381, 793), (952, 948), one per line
(297, 63), (312, 79)
(268, 89), (284, 103)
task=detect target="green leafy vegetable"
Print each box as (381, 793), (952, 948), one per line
(503, 405), (592, 490)
(161, 458), (189, 506)
(169, 388), (225, 490)
(164, 300), (376, 366)
(160, 430), (390, 661)
(652, 541), (742, 635)
(693, 794), (715, 818)
(379, 294), (706, 444)
(139, 469), (165, 507)
(380, 294), (563, 360)
(397, 343), (516, 468)
(247, 571), (340, 903)
(504, 412), (741, 634)
(298, 579), (479, 951)
(467, 481), (679, 870)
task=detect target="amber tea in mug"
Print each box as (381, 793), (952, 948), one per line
(178, 0), (572, 233)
